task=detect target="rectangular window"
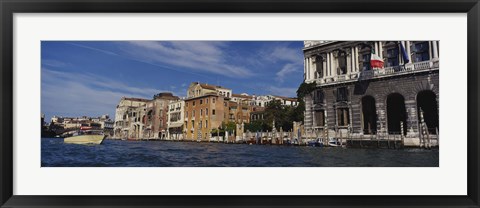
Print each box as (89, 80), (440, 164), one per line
(212, 109), (216, 115)
(206, 108), (209, 115)
(386, 47), (399, 67)
(315, 110), (325, 127)
(362, 54), (371, 71)
(200, 109), (203, 116)
(315, 90), (324, 104)
(336, 87), (348, 102)
(336, 108), (350, 126)
(412, 41), (430, 62)
(186, 102), (188, 107)
(213, 98), (216, 103)
(200, 99), (203, 105)
(193, 110), (195, 117)
(186, 112), (188, 118)
(193, 101), (196, 106)
(205, 120), (208, 128)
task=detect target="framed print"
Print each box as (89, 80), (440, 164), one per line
(1, 0), (479, 207)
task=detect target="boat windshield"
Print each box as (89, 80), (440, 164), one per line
(76, 130), (104, 136)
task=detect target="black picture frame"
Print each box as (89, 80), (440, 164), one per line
(1, 0), (479, 207)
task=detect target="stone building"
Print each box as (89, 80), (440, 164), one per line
(303, 41), (439, 146)
(113, 97), (149, 139)
(113, 93), (178, 140)
(184, 93), (226, 141)
(167, 99), (185, 140)
(145, 93), (179, 139)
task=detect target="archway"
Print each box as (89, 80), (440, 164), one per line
(417, 90), (439, 134)
(361, 96), (377, 134)
(387, 93), (407, 135)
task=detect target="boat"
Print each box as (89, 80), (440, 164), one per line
(328, 138), (341, 147)
(64, 127), (105, 145)
(307, 138), (324, 147)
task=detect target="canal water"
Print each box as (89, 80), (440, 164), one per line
(41, 138), (439, 167)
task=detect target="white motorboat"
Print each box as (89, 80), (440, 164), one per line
(64, 127), (105, 145)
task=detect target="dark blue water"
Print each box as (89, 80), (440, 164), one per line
(41, 138), (439, 167)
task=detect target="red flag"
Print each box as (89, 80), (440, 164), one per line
(370, 48), (384, 69)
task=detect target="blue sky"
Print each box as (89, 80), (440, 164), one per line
(41, 41), (304, 121)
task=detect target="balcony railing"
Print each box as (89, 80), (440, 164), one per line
(314, 60), (438, 85)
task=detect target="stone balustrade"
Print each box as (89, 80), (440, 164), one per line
(315, 60), (438, 86)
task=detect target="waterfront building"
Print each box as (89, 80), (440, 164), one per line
(145, 93), (179, 140)
(184, 93), (226, 141)
(167, 99), (185, 140)
(113, 93), (179, 140)
(302, 41), (439, 146)
(113, 97), (150, 139)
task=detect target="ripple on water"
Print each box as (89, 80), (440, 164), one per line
(41, 138), (439, 167)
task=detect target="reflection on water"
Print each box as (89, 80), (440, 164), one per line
(41, 138), (439, 167)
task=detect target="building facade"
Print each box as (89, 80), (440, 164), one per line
(113, 93), (178, 140)
(113, 97), (149, 139)
(167, 99), (185, 140)
(184, 93), (226, 141)
(303, 41), (439, 145)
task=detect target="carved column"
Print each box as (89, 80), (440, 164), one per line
(326, 52), (331, 77)
(432, 41), (438, 59)
(406, 41), (412, 63)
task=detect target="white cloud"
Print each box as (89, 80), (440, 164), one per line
(269, 47), (303, 63)
(123, 41), (254, 78)
(260, 44), (303, 63)
(275, 63), (302, 82)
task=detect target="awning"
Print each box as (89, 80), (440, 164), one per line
(168, 123), (184, 128)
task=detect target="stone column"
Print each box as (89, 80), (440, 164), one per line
(346, 51), (352, 75)
(375, 101), (386, 136)
(351, 47), (355, 73)
(322, 56), (327, 78)
(304, 58), (307, 80)
(305, 57), (311, 80)
(330, 52), (336, 77)
(310, 57), (316, 80)
(405, 100), (419, 138)
(378, 41), (383, 59)
(432, 41), (438, 59)
(326, 52), (330, 77)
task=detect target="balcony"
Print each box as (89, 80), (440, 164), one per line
(315, 60), (438, 86)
